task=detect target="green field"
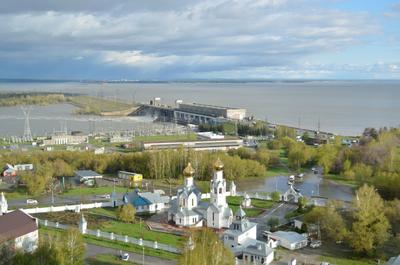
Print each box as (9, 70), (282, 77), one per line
(325, 174), (359, 188)
(2, 186), (30, 200)
(97, 220), (183, 247)
(61, 186), (130, 197)
(202, 196), (275, 217)
(68, 96), (135, 114)
(87, 254), (139, 265)
(266, 166), (290, 177)
(318, 256), (375, 265)
(40, 226), (178, 261)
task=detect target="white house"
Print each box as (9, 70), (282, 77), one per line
(223, 207), (274, 265)
(0, 210), (39, 252)
(123, 189), (170, 214)
(206, 158), (233, 229)
(266, 231), (308, 250)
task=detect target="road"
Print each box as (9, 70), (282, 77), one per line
(249, 202), (298, 240)
(85, 243), (177, 265)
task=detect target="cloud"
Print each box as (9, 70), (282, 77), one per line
(0, 0), (393, 79)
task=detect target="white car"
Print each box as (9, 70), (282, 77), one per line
(100, 194), (111, 199)
(26, 199), (38, 205)
(120, 253), (129, 261)
(310, 240), (322, 248)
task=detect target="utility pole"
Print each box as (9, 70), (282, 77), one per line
(142, 247), (144, 265)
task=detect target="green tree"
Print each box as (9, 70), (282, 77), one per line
(349, 184), (390, 254)
(271, 191), (281, 202)
(288, 143), (312, 170)
(180, 229), (234, 265)
(304, 203), (347, 242)
(117, 204), (136, 223)
(0, 244), (14, 265)
(267, 217), (280, 231)
(297, 196), (307, 211)
(385, 199), (400, 236)
(317, 144), (338, 174)
(62, 228), (85, 265)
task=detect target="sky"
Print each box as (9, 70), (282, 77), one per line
(0, 0), (400, 80)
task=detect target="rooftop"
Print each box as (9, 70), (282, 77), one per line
(75, 170), (102, 177)
(179, 102), (243, 110)
(0, 210), (37, 243)
(268, 231), (307, 243)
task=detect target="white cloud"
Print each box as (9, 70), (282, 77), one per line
(0, 0), (395, 79)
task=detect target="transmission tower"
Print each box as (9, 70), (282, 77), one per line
(21, 106), (33, 141)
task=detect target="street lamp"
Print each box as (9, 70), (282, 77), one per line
(142, 247), (144, 265)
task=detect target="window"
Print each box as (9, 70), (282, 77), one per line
(192, 198), (194, 206)
(219, 187), (222, 194)
(212, 212), (215, 221)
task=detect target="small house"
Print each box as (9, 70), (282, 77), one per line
(266, 231), (308, 250)
(0, 210), (39, 253)
(2, 164), (16, 177)
(118, 171), (143, 183)
(123, 189), (170, 214)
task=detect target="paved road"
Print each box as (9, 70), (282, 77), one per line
(85, 243), (177, 265)
(249, 202), (298, 240)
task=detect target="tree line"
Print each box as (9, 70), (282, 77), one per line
(0, 148), (267, 196)
(303, 184), (399, 257)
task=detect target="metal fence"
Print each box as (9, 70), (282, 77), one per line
(39, 219), (181, 254)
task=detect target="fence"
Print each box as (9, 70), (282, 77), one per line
(235, 191), (272, 201)
(20, 201), (122, 214)
(38, 219), (181, 254)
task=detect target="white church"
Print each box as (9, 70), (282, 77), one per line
(168, 159), (235, 229)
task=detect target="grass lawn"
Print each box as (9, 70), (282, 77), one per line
(40, 226), (179, 261)
(68, 96), (134, 113)
(318, 256), (375, 265)
(89, 207), (118, 219)
(266, 166), (290, 177)
(325, 174), (359, 188)
(224, 196), (274, 217)
(97, 220), (184, 247)
(2, 186), (30, 200)
(86, 254), (139, 265)
(61, 186), (129, 197)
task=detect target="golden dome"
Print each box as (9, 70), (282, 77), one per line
(183, 162), (195, 177)
(214, 157), (224, 171)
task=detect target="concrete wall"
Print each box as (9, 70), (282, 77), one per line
(20, 201), (119, 214)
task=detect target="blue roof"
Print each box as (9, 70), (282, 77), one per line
(132, 196), (151, 206)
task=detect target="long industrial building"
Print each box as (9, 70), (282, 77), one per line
(174, 102), (246, 124)
(132, 98), (247, 125)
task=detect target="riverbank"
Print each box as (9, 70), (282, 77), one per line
(0, 92), (137, 116)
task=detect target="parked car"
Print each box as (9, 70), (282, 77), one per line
(119, 253), (129, 261)
(26, 199), (38, 205)
(320, 263), (330, 265)
(99, 194), (111, 199)
(310, 240), (322, 248)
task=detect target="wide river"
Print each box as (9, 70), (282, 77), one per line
(0, 80), (399, 136)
